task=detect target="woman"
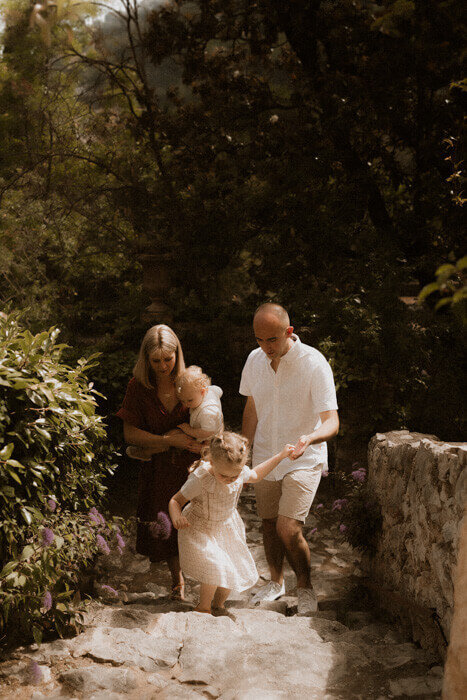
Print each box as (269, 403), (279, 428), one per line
(116, 325), (198, 600)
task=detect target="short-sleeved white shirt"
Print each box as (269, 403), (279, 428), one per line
(239, 335), (338, 480)
(190, 385), (224, 440)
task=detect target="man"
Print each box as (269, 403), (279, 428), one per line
(240, 303), (339, 613)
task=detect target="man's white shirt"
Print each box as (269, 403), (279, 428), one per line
(239, 335), (338, 480)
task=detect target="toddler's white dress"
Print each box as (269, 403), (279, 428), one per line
(178, 461), (258, 591)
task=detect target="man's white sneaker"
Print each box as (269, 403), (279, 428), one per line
(297, 586), (318, 615)
(250, 581), (285, 606)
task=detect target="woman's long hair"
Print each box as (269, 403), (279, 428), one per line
(133, 325), (185, 389)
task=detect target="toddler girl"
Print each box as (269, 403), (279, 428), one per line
(176, 366), (223, 442)
(169, 432), (294, 614)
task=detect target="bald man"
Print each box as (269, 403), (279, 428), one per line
(240, 303), (339, 613)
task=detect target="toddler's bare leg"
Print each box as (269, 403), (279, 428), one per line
(212, 587), (231, 611)
(195, 583), (217, 613)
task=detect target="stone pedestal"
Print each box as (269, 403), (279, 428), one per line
(138, 254), (173, 324)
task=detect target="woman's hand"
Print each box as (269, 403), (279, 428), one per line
(165, 430), (199, 452)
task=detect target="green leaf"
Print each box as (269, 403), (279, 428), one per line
(6, 459), (25, 470)
(6, 467), (22, 484)
(418, 282), (439, 301)
(0, 561), (17, 578)
(435, 263), (456, 277)
(32, 627), (43, 647)
(35, 427), (52, 440)
(434, 297), (452, 310)
(20, 545), (35, 561)
(54, 535), (64, 550)
(0, 443), (14, 460)
(20, 507), (32, 525)
(456, 256), (467, 270)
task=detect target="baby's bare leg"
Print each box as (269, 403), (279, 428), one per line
(195, 583), (217, 613)
(212, 586), (231, 610)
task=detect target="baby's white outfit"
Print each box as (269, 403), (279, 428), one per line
(178, 462), (258, 591)
(190, 385), (224, 440)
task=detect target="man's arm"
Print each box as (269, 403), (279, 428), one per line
(241, 396), (258, 447)
(291, 409), (339, 460)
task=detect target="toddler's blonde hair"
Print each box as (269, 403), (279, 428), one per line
(189, 431), (249, 474)
(176, 365), (211, 394)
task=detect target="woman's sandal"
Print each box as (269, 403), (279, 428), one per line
(170, 583), (185, 601)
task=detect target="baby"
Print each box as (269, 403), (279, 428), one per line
(176, 366), (223, 442)
(126, 365), (222, 461)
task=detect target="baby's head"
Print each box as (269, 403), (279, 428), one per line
(176, 366), (211, 409)
(206, 431), (249, 484)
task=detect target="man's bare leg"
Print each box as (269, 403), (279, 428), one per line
(276, 515), (312, 588)
(262, 517), (286, 584)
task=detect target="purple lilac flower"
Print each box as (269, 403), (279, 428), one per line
(89, 507), (106, 527)
(322, 470), (329, 477)
(315, 503), (323, 509)
(46, 499), (57, 512)
(96, 534), (110, 555)
(310, 527), (318, 535)
(339, 524), (347, 533)
(89, 512), (100, 526)
(27, 660), (43, 685)
(149, 512), (172, 541)
(351, 468), (366, 483)
(41, 527), (54, 547)
(117, 547), (123, 556)
(332, 499), (349, 511)
(100, 584), (118, 597)
(42, 591), (52, 612)
(116, 534), (125, 550)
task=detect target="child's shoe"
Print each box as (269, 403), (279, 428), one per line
(126, 446), (152, 461)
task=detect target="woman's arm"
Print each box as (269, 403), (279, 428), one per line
(246, 444), (295, 483)
(123, 423), (200, 453)
(178, 423), (214, 441)
(169, 492), (191, 529)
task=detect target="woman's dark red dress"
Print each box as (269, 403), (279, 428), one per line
(116, 377), (194, 562)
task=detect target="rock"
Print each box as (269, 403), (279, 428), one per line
(145, 582), (168, 596)
(158, 684), (205, 698)
(60, 666), (138, 694)
(146, 672), (169, 689)
(126, 556), (151, 574)
(28, 639), (72, 662)
(70, 626), (181, 671)
(123, 591), (159, 604)
(388, 676), (443, 696)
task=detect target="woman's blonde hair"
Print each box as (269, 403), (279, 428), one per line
(133, 325), (185, 389)
(175, 366), (211, 395)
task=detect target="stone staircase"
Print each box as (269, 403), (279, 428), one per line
(0, 490), (444, 699)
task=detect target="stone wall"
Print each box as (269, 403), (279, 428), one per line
(368, 430), (466, 656)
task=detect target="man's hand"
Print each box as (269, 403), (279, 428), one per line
(291, 435), (311, 460)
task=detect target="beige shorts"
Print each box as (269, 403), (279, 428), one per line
(254, 468), (322, 523)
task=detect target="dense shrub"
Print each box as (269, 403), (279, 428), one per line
(0, 311), (118, 644)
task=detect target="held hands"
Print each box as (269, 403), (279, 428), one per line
(165, 429), (199, 452)
(281, 444), (296, 460)
(290, 434), (311, 460)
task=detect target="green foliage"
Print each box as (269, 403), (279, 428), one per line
(0, 507), (123, 646)
(319, 466), (383, 556)
(0, 311), (119, 644)
(419, 256), (467, 324)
